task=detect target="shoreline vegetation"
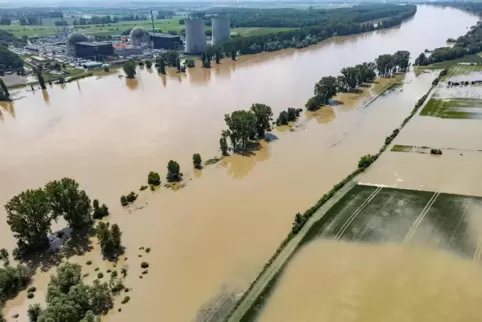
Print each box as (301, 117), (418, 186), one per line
(1, 4), (417, 93)
(224, 70), (443, 322)
(414, 2), (482, 68)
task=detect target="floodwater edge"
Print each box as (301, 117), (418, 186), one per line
(223, 75), (440, 322)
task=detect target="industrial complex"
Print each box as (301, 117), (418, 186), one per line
(14, 14), (231, 72)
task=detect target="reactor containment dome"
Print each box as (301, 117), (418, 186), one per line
(130, 27), (150, 46)
(211, 16), (230, 46)
(185, 19), (206, 54)
(67, 32), (89, 56)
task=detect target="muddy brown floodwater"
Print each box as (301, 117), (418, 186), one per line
(258, 241), (482, 322)
(0, 5), (478, 322)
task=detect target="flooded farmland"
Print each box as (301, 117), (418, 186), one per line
(0, 5), (479, 322)
(257, 241), (482, 322)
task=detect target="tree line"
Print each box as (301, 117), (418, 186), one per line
(220, 5), (416, 55)
(414, 3), (482, 66)
(197, 4), (416, 29)
(305, 50), (410, 110)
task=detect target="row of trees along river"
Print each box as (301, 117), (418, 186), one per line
(217, 50), (410, 158)
(415, 2), (482, 66)
(219, 5), (416, 55)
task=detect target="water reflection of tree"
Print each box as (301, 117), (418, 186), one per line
(159, 74), (167, 88)
(42, 90), (50, 105)
(221, 140), (270, 179)
(125, 78), (139, 91)
(0, 101), (15, 118)
(305, 106), (336, 124)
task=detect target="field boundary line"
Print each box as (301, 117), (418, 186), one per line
(335, 186), (382, 240)
(433, 98), (445, 117)
(404, 192), (439, 243)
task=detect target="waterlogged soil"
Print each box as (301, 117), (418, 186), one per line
(0, 5), (478, 322)
(257, 241), (482, 322)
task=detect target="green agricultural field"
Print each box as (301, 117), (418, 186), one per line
(420, 98), (482, 119)
(300, 184), (482, 258)
(0, 16), (187, 37)
(444, 63), (482, 79)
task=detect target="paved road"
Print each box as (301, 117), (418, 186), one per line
(226, 181), (357, 322)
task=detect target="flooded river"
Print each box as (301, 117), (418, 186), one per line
(0, 5), (479, 322)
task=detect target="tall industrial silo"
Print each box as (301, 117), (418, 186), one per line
(211, 16), (230, 46)
(185, 19), (206, 54)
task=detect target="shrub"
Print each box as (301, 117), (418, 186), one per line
(358, 154), (377, 169)
(121, 296), (130, 304)
(97, 272), (104, 279)
(106, 269), (111, 273)
(140, 185), (148, 191)
(120, 195), (128, 206)
(27, 291), (34, 298)
(192, 153), (202, 169)
(147, 171), (161, 186)
(126, 192), (138, 203)
(27, 304), (42, 322)
(140, 261), (149, 269)
(27, 286), (36, 293)
(86, 260), (92, 265)
(166, 160), (182, 182)
(142, 270), (148, 274)
(430, 148), (442, 155)
(145, 248), (151, 253)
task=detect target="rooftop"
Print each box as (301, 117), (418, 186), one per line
(149, 33), (180, 39)
(75, 41), (113, 47)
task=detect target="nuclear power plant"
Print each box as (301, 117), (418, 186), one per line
(211, 16), (230, 46)
(185, 19), (206, 54)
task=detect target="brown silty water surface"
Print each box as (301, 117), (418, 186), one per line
(257, 241), (482, 322)
(0, 6), (478, 322)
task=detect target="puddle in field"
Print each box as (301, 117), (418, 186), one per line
(258, 241), (482, 322)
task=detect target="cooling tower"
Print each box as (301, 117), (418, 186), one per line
(211, 16), (230, 46)
(185, 19), (206, 54)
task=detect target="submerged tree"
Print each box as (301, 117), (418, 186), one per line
(192, 153), (202, 169)
(35, 68), (46, 90)
(166, 160), (182, 182)
(123, 60), (136, 79)
(45, 178), (92, 230)
(220, 132), (229, 156)
(96, 222), (123, 258)
(250, 103), (273, 139)
(5, 188), (51, 253)
(157, 59), (166, 74)
(224, 110), (257, 150)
